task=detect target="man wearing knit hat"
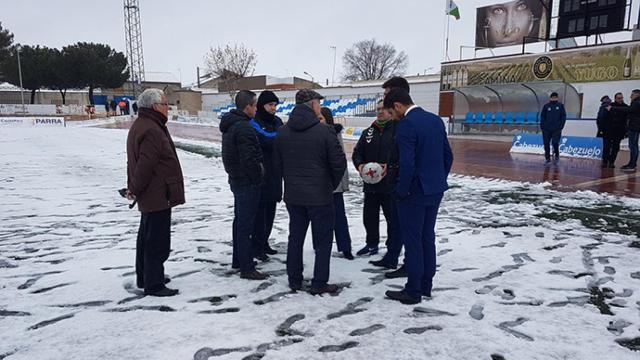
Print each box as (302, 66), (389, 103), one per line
(250, 91), (284, 261)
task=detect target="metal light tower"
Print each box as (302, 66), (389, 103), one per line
(124, 0), (145, 97)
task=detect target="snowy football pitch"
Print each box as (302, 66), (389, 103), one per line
(1, 127), (639, 360)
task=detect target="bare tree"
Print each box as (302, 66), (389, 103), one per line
(204, 43), (257, 81)
(342, 39), (408, 81)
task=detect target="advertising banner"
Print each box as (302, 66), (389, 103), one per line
(510, 133), (603, 159)
(0, 117), (66, 127)
(475, 0), (551, 48)
(441, 42), (640, 89)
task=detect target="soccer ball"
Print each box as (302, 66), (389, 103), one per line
(361, 162), (383, 184)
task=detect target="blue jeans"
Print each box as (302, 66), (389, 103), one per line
(231, 184), (261, 273)
(333, 193), (352, 252)
(396, 193), (443, 299)
(628, 131), (639, 167)
(286, 203), (334, 289)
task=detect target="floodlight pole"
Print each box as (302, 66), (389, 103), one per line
(330, 46), (337, 86)
(16, 46), (25, 113)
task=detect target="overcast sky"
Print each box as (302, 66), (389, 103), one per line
(3, 0), (639, 86)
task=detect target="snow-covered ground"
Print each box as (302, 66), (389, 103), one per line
(1, 127), (640, 360)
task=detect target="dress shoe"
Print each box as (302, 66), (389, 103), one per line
(342, 251), (354, 260)
(384, 265), (408, 279)
(144, 286), (179, 297)
(265, 246), (278, 255)
(369, 259), (397, 269)
(385, 290), (421, 305)
(309, 283), (339, 295)
(240, 270), (269, 280)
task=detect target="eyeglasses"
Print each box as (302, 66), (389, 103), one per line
(156, 102), (169, 106)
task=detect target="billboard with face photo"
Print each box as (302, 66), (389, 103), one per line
(476, 0), (551, 48)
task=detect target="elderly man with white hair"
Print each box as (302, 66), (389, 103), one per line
(126, 88), (185, 297)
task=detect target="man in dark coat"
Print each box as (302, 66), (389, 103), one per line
(539, 92), (567, 166)
(383, 88), (453, 305)
(126, 88), (185, 297)
(220, 90), (268, 281)
(596, 95), (610, 139)
(610, 89), (640, 172)
(601, 93), (628, 169)
(352, 100), (398, 262)
(250, 90), (284, 260)
(274, 89), (347, 295)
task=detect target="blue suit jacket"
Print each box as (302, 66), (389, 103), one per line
(394, 107), (453, 198)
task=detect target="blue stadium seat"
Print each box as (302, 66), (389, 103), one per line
(526, 112), (538, 124)
(484, 112), (494, 124)
(464, 112), (474, 124)
(515, 112), (526, 124)
(493, 112), (504, 124)
(474, 112), (484, 124)
(504, 112), (514, 124)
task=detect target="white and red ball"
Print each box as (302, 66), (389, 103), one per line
(361, 162), (383, 184)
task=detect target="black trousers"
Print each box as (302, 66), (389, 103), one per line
(231, 184), (261, 273)
(602, 134), (623, 164)
(363, 192), (394, 248)
(286, 203), (334, 289)
(252, 201), (277, 256)
(542, 130), (562, 160)
(136, 208), (171, 292)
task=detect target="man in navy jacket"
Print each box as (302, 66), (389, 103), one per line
(382, 88), (453, 304)
(539, 92), (567, 166)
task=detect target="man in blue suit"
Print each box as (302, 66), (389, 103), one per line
(383, 88), (453, 304)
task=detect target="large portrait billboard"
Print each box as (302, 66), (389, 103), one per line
(475, 0), (551, 48)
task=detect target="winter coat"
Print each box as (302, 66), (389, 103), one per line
(596, 102), (609, 138)
(274, 104), (347, 207)
(540, 101), (567, 132)
(251, 110), (284, 202)
(352, 120), (397, 194)
(126, 107), (185, 213)
(603, 102), (629, 139)
(220, 109), (264, 187)
(612, 99), (640, 132)
(332, 124), (349, 194)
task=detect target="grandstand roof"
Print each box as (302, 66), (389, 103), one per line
(144, 71), (181, 84)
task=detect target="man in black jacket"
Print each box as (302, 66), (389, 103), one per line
(610, 89), (640, 172)
(352, 100), (398, 261)
(275, 89), (347, 295)
(220, 90), (268, 280)
(601, 93), (628, 169)
(250, 90), (284, 260)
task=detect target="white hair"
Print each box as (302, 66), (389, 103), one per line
(137, 88), (165, 109)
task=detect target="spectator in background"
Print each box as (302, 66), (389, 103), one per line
(104, 101), (110, 117)
(352, 100), (399, 266)
(125, 98), (131, 115)
(274, 89), (347, 295)
(109, 99), (118, 116)
(126, 88), (184, 297)
(596, 95), (610, 139)
(319, 107), (353, 260)
(601, 93), (627, 169)
(250, 90), (284, 261)
(132, 101), (139, 115)
(610, 89), (640, 172)
(118, 99), (127, 115)
(220, 90), (268, 281)
(383, 88), (452, 304)
(539, 92), (567, 166)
